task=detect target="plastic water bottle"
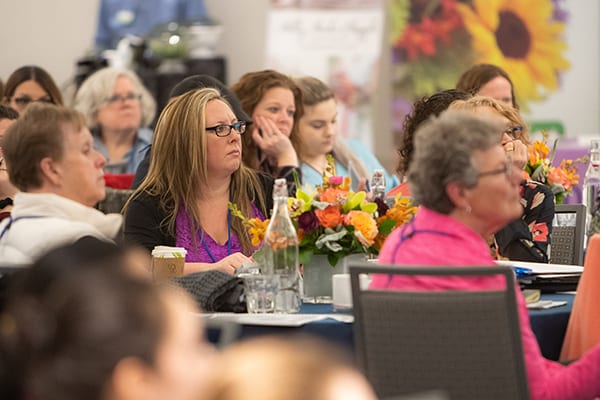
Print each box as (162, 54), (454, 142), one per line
(263, 178), (301, 313)
(370, 169), (386, 199)
(583, 140), (600, 244)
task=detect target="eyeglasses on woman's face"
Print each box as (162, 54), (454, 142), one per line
(503, 125), (523, 140)
(12, 95), (53, 106)
(477, 159), (517, 181)
(205, 121), (247, 137)
(104, 92), (141, 105)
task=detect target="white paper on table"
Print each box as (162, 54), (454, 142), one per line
(198, 313), (354, 327)
(526, 300), (568, 310)
(496, 260), (583, 277)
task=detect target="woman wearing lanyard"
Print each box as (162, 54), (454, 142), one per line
(0, 103), (121, 264)
(124, 88), (273, 275)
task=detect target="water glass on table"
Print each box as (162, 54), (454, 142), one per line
(237, 263), (278, 313)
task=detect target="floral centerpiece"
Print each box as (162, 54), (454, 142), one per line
(525, 132), (587, 204)
(230, 161), (416, 268)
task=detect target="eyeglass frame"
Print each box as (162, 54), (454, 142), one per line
(104, 93), (142, 105)
(11, 95), (53, 106)
(503, 125), (523, 139)
(477, 159), (516, 180)
(205, 121), (247, 137)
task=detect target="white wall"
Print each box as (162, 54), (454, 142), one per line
(0, 0), (99, 88)
(525, 0), (600, 140)
(0, 0), (597, 170)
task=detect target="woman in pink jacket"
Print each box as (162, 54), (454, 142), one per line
(372, 110), (600, 400)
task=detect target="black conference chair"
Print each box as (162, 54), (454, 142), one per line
(551, 204), (586, 265)
(349, 263), (530, 400)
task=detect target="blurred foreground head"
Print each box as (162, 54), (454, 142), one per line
(0, 237), (215, 400)
(206, 335), (377, 400)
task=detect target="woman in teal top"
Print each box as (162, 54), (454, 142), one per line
(293, 76), (398, 192)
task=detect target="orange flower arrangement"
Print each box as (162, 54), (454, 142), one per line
(230, 157), (417, 266)
(525, 132), (587, 204)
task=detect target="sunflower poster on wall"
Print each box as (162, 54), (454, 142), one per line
(390, 0), (570, 144)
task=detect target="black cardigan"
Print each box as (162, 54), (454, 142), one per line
(124, 174), (274, 252)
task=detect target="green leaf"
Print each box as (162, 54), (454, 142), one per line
(252, 246), (267, 266)
(345, 191), (366, 211)
(360, 202), (378, 214)
(299, 248), (314, 266)
(378, 219), (397, 235)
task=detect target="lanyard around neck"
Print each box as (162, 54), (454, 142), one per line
(0, 215), (45, 240)
(200, 209), (231, 263)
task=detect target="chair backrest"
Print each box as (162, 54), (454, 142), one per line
(95, 188), (134, 214)
(349, 263), (529, 400)
(551, 204), (586, 265)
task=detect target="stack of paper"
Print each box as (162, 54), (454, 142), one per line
(496, 260), (583, 292)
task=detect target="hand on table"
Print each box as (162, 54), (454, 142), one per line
(185, 252), (253, 275)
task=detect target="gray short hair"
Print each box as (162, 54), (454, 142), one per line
(74, 67), (156, 129)
(408, 110), (503, 214)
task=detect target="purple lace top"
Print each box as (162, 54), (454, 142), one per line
(175, 203), (265, 263)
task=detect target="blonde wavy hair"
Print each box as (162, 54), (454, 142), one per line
(449, 95), (530, 145)
(127, 88), (266, 254)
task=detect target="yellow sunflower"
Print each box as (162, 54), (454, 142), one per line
(457, 0), (570, 105)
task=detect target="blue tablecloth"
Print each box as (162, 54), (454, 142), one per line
(528, 293), (574, 360)
(209, 293), (574, 362)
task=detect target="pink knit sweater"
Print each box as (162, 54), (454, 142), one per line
(372, 206), (600, 400)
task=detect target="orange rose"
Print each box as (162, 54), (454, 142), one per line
(548, 167), (570, 190)
(315, 206), (344, 229)
(344, 210), (378, 246)
(319, 188), (348, 204)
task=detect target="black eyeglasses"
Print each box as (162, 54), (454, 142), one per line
(205, 121), (247, 137)
(12, 95), (53, 106)
(503, 125), (523, 139)
(478, 160), (515, 180)
(105, 93), (141, 104)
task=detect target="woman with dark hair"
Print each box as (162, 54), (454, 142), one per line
(456, 63), (519, 109)
(0, 238), (215, 400)
(387, 89), (471, 197)
(231, 69), (303, 187)
(2, 65), (63, 114)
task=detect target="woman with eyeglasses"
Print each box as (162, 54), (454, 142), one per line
(450, 96), (555, 263)
(373, 110), (600, 400)
(124, 88), (272, 275)
(2, 65), (63, 114)
(74, 67), (156, 174)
